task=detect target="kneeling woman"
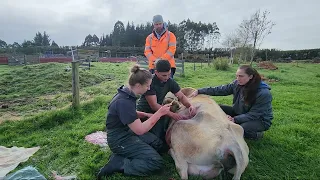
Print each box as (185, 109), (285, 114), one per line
(98, 65), (171, 179)
(191, 65), (273, 140)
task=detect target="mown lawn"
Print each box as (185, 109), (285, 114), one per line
(0, 62), (319, 179)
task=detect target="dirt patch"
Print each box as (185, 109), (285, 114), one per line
(258, 61), (278, 70)
(0, 112), (21, 123)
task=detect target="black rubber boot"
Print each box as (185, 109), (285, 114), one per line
(97, 154), (124, 180)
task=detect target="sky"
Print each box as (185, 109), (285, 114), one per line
(0, 0), (319, 50)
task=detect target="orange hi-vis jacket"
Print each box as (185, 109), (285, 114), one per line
(144, 29), (177, 69)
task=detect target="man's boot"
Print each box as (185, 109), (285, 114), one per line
(97, 154), (124, 180)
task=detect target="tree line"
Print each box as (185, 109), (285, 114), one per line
(82, 19), (220, 51)
(0, 13), (319, 61)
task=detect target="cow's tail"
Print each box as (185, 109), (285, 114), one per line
(225, 124), (249, 180)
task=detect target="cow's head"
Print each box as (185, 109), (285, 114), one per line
(162, 92), (181, 113)
(162, 98), (180, 112)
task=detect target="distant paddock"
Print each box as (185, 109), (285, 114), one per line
(0, 57), (139, 65)
(40, 57), (138, 63)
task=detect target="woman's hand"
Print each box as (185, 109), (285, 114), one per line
(157, 104), (171, 116)
(189, 90), (198, 98)
(227, 115), (235, 122)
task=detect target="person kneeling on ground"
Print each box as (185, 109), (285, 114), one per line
(190, 65), (273, 140)
(97, 65), (171, 179)
(136, 59), (196, 153)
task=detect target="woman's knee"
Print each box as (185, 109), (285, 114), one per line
(239, 121), (266, 132)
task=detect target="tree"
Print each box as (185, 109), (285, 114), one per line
(238, 10), (275, 65)
(222, 32), (241, 49)
(222, 32), (241, 64)
(236, 20), (252, 62)
(99, 34), (112, 46)
(33, 31), (51, 46)
(92, 34), (99, 46)
(21, 40), (34, 47)
(83, 34), (93, 46)
(112, 21), (125, 46)
(179, 19), (220, 51)
(12, 42), (21, 48)
(51, 41), (59, 47)
(206, 22), (220, 50)
(0, 39), (7, 48)
(33, 32), (43, 46)
(42, 31), (51, 46)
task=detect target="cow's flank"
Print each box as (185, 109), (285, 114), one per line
(163, 88), (249, 180)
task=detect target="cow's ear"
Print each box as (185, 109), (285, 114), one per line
(162, 98), (172, 105)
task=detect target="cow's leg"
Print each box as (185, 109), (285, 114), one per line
(169, 149), (189, 180)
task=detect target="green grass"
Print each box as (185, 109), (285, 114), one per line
(0, 62), (130, 120)
(0, 62), (320, 179)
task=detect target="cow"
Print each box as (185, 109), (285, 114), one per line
(163, 87), (249, 180)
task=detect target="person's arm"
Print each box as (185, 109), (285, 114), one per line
(233, 90), (272, 124)
(160, 32), (176, 60)
(175, 90), (197, 117)
(145, 95), (162, 111)
(144, 34), (157, 66)
(137, 111), (153, 118)
(198, 81), (236, 96)
(128, 104), (170, 135)
(175, 91), (191, 108)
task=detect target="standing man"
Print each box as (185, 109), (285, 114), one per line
(144, 15), (177, 78)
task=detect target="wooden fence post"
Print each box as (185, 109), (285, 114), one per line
(72, 61), (80, 107)
(70, 47), (80, 108)
(181, 59), (185, 76)
(181, 53), (185, 76)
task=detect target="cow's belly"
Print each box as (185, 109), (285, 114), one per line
(171, 121), (229, 165)
(184, 145), (227, 166)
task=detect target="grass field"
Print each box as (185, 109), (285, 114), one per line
(0, 62), (319, 179)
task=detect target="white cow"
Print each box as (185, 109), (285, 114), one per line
(164, 88), (249, 180)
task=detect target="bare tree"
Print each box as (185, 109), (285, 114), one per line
(237, 20), (251, 63)
(222, 32), (241, 64)
(238, 9), (275, 65)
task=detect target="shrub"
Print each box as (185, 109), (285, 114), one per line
(213, 57), (229, 71)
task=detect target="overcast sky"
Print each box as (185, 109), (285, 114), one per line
(0, 0), (319, 50)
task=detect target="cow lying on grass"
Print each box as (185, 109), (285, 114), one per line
(163, 88), (249, 180)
